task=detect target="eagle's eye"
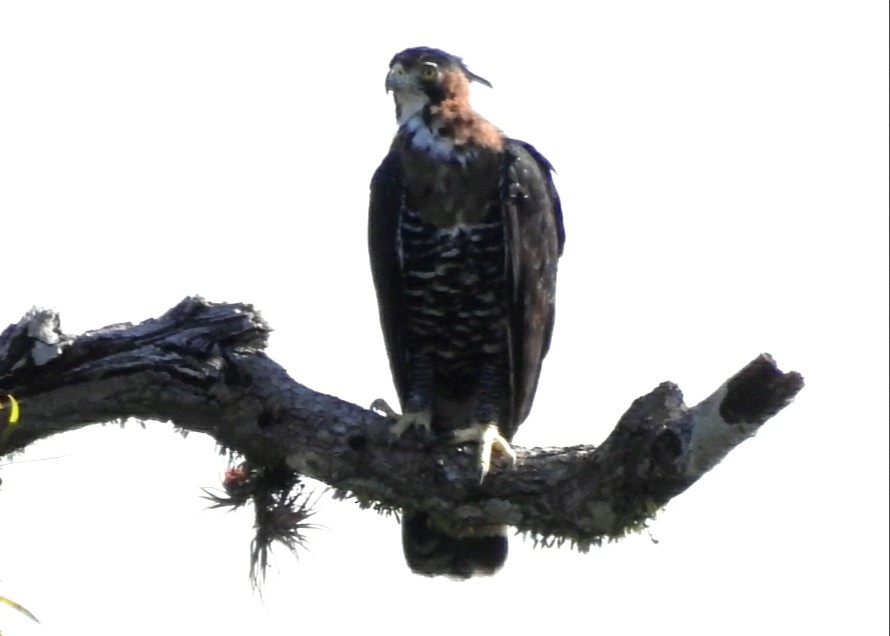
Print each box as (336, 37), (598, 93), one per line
(419, 64), (438, 80)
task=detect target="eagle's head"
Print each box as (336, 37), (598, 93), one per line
(386, 47), (491, 126)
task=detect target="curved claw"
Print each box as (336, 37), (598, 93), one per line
(371, 399), (433, 438)
(390, 410), (433, 437)
(370, 398), (399, 419)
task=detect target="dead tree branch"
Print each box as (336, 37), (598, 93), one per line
(0, 296), (804, 550)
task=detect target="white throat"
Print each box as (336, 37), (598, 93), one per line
(394, 91), (429, 128)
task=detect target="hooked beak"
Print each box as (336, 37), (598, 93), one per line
(385, 67), (407, 93)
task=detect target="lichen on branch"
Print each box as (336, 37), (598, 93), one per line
(0, 297), (804, 562)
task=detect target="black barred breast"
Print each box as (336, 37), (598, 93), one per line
(397, 205), (506, 400)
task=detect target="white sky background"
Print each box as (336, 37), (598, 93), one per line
(0, 1), (887, 634)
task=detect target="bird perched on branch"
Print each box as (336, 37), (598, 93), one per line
(369, 46), (565, 578)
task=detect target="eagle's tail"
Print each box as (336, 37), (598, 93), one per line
(401, 511), (508, 579)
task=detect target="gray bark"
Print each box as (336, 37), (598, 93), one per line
(0, 296), (804, 550)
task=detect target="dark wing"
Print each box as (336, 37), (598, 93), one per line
(368, 150), (410, 408)
(501, 139), (565, 438)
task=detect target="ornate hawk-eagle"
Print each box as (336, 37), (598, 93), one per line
(369, 47), (565, 578)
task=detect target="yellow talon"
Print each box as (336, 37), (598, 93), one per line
(0, 394), (19, 424)
(0, 594), (40, 624)
(0, 394), (21, 445)
(7, 394), (20, 424)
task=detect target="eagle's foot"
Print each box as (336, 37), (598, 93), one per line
(450, 422), (516, 482)
(390, 410), (433, 437)
(371, 400), (433, 438)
